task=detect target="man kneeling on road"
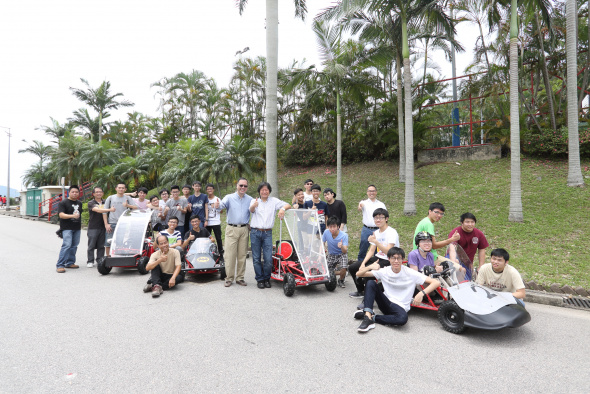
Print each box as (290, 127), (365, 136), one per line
(143, 235), (183, 298)
(354, 247), (440, 333)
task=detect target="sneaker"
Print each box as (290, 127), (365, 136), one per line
(264, 280), (271, 288)
(349, 291), (364, 298)
(56, 267), (66, 273)
(65, 264), (79, 269)
(151, 284), (163, 298)
(87, 263), (94, 268)
(357, 315), (375, 332)
(143, 283), (153, 293)
(353, 310), (365, 320)
(338, 279), (346, 288)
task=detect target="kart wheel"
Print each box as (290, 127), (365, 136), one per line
(137, 256), (149, 275)
(438, 300), (466, 334)
(283, 273), (296, 297)
(325, 269), (337, 292)
(97, 257), (111, 275)
(219, 267), (226, 280)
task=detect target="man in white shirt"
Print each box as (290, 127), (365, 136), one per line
(205, 183), (224, 258)
(357, 185), (386, 262)
(354, 247), (440, 333)
(348, 208), (399, 298)
(249, 182), (291, 289)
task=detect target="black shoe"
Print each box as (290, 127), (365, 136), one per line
(257, 281), (265, 289)
(264, 280), (271, 288)
(353, 310), (364, 320)
(349, 291), (364, 298)
(357, 315), (375, 332)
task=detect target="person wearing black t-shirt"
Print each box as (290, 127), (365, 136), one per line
(56, 185), (84, 273)
(86, 186), (115, 268)
(303, 184), (328, 234)
(323, 188), (348, 232)
(182, 216), (213, 251)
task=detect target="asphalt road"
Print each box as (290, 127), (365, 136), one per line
(1, 215), (589, 393)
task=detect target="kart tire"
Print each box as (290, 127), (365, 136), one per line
(283, 273), (296, 297)
(219, 267), (226, 280)
(325, 269), (337, 292)
(438, 300), (466, 334)
(97, 257), (111, 275)
(137, 256), (149, 275)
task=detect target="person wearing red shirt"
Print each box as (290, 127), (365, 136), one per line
(448, 212), (489, 272)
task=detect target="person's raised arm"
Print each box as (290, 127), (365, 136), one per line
(432, 231), (460, 250)
(356, 259), (380, 278)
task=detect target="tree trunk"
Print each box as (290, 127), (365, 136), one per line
(396, 53), (405, 183)
(535, 13), (557, 131)
(336, 91), (342, 200)
(265, 0), (280, 197)
(403, 57), (415, 215)
(509, 0), (523, 222)
(98, 112), (103, 143)
(578, 4), (590, 110)
(566, 0), (585, 186)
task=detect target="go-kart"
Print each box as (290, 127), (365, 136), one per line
(412, 243), (531, 334)
(183, 237), (225, 279)
(271, 209), (337, 296)
(97, 209), (155, 275)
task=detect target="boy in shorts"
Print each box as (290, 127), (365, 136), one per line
(322, 216), (349, 288)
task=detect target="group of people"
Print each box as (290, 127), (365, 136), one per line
(56, 179), (527, 332)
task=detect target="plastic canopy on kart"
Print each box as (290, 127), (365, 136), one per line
(445, 242), (473, 282)
(186, 238), (218, 268)
(111, 209), (153, 257)
(279, 209), (329, 280)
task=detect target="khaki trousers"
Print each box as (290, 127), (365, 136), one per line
(224, 225), (249, 282)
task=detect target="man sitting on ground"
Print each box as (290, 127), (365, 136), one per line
(322, 216), (349, 288)
(143, 235), (183, 298)
(348, 208), (399, 298)
(354, 247), (440, 333)
(476, 248), (526, 304)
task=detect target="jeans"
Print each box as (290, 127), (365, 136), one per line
(357, 225), (375, 261)
(87, 228), (105, 264)
(251, 229), (273, 282)
(349, 256), (390, 293)
(363, 280), (409, 326)
(56, 229), (81, 268)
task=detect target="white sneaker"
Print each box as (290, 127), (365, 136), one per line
(87, 263), (94, 268)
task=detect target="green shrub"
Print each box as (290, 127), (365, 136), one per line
(522, 127), (590, 158)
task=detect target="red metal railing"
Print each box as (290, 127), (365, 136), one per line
(38, 181), (94, 221)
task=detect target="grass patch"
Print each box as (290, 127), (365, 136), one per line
(275, 157), (590, 288)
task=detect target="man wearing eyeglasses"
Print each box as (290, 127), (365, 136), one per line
(220, 178), (253, 287)
(412, 202), (460, 266)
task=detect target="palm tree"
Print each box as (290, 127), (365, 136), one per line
(219, 135), (265, 181)
(22, 162), (54, 188)
(37, 117), (76, 142)
(78, 140), (123, 181)
(237, 0), (307, 197)
(70, 78), (134, 142)
(169, 70), (208, 137)
(18, 140), (53, 166)
(566, 0), (585, 187)
(69, 108), (102, 141)
(285, 21), (382, 199)
(47, 135), (87, 185)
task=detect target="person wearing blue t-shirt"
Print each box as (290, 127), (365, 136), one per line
(303, 184), (328, 234)
(321, 216), (349, 288)
(187, 181), (209, 230)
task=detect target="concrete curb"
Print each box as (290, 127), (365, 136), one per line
(524, 290), (565, 307)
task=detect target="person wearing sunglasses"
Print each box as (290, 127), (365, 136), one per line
(219, 178), (253, 287)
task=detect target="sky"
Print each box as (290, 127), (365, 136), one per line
(0, 0), (478, 194)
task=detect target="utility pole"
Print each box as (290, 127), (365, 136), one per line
(1, 127), (11, 211)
